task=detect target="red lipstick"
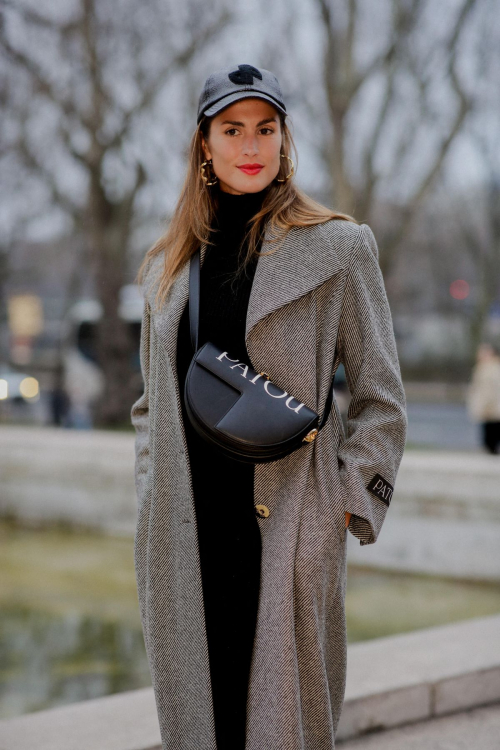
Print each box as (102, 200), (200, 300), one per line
(237, 163), (264, 175)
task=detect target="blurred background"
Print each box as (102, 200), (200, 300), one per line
(1, 0), (499, 735)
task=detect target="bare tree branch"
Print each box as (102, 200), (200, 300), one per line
(0, 0), (232, 424)
(0, 0), (81, 33)
(15, 123), (82, 219)
(106, 9), (232, 152)
(380, 0), (478, 274)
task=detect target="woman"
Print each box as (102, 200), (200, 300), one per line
(466, 342), (500, 454)
(131, 63), (407, 750)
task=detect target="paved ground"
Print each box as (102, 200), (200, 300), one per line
(337, 703), (500, 749)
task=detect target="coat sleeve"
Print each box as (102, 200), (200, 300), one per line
(336, 223), (408, 545)
(130, 295), (153, 509)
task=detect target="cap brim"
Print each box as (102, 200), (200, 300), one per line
(201, 91), (287, 121)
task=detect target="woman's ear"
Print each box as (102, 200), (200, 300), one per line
(201, 135), (211, 161)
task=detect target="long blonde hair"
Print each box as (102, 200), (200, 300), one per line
(136, 110), (358, 312)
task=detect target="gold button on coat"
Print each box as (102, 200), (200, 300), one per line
(255, 504), (270, 518)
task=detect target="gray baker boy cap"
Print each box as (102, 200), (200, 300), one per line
(197, 63), (287, 124)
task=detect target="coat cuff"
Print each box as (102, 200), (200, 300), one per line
(341, 461), (392, 545)
(348, 514), (376, 546)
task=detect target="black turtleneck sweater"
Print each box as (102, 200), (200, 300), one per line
(176, 186), (268, 379)
(175, 185), (269, 750)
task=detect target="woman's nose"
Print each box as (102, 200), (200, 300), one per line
(242, 136), (259, 155)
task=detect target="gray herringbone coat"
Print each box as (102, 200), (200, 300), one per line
(131, 219), (407, 750)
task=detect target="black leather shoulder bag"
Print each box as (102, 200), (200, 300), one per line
(183, 247), (336, 463)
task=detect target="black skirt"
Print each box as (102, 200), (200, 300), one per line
(176, 299), (262, 750)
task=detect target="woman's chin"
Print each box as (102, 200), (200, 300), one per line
(219, 173), (271, 194)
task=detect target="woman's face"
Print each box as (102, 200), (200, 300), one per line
(201, 98), (282, 195)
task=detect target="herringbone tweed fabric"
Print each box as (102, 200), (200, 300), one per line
(131, 220), (407, 750)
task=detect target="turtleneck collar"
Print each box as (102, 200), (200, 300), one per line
(214, 185), (270, 229)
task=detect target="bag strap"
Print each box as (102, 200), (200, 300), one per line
(188, 247), (336, 432)
(189, 246), (201, 353)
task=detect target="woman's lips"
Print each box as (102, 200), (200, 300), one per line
(237, 165), (264, 175)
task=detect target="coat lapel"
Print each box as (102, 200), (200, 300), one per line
(145, 221), (345, 366)
(245, 222), (344, 341)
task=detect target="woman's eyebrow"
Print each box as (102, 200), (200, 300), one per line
(219, 116), (278, 127)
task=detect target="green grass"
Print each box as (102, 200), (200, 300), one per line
(0, 520), (141, 628)
(1, 519), (500, 718)
(346, 566), (500, 642)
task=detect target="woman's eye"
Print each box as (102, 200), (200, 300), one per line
(224, 127), (275, 136)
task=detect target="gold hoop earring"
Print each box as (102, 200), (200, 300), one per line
(275, 154), (295, 182)
(200, 159), (218, 186)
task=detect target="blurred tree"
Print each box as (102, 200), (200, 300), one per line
(309, 0), (480, 276)
(0, 0), (230, 425)
(460, 171), (500, 363)
(414, 0), (500, 369)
